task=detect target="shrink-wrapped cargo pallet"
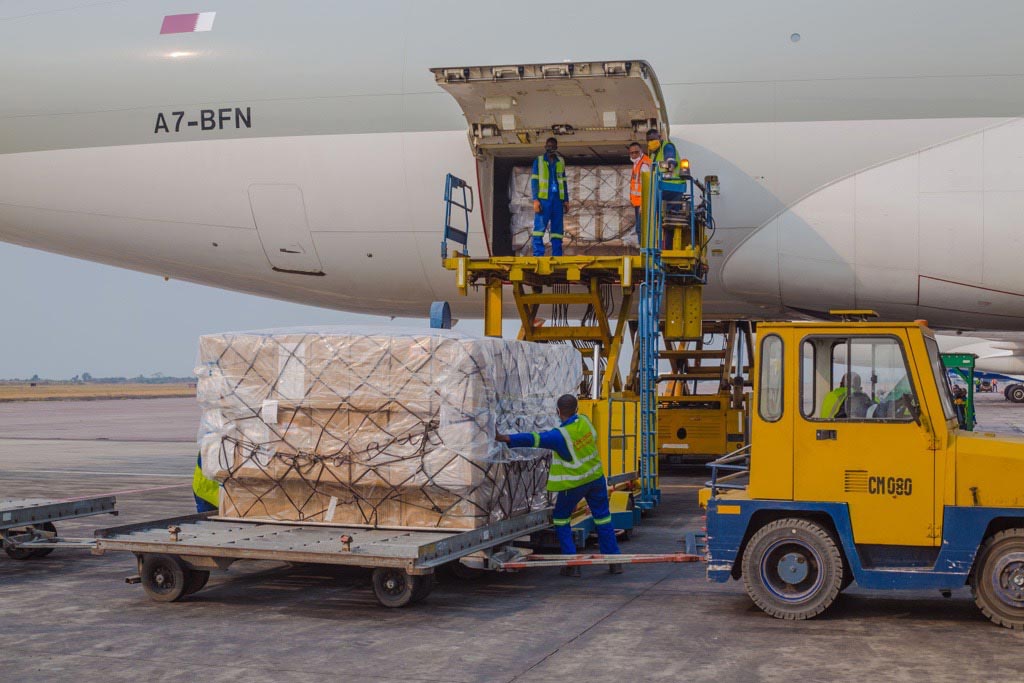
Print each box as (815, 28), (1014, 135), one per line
(509, 164), (639, 255)
(196, 328), (582, 529)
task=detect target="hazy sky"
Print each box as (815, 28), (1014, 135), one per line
(0, 242), (447, 379)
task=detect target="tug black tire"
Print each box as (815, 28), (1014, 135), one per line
(972, 529), (1024, 630)
(741, 518), (844, 620)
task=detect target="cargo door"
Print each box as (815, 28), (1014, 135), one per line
(249, 184), (324, 275)
(430, 60), (669, 155)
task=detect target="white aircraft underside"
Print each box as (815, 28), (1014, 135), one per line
(3, 1), (1024, 372)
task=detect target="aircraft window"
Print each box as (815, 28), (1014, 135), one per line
(759, 335), (784, 423)
(800, 336), (916, 422)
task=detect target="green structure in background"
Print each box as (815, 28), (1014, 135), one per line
(941, 352), (977, 431)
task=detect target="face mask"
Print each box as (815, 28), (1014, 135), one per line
(647, 140), (661, 152)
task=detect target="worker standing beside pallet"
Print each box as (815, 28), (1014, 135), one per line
(531, 137), (569, 256)
(496, 394), (622, 576)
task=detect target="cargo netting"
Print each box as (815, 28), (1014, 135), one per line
(509, 164), (639, 255)
(196, 327), (582, 530)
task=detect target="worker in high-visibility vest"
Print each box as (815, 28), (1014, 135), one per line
(628, 141), (652, 244)
(192, 451), (220, 513)
(530, 137), (569, 256)
(645, 128), (690, 247)
(496, 394), (622, 577)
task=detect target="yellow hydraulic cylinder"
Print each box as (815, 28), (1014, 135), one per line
(484, 277), (503, 337)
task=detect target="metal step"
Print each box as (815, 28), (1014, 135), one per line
(659, 349), (727, 359)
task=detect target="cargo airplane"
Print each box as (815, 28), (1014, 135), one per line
(3, 1), (1024, 374)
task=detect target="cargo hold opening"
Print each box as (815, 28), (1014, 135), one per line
(431, 60), (669, 256)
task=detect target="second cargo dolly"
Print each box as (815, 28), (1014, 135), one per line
(1, 495), (117, 560)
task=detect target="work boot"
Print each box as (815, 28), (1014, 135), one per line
(560, 566), (582, 578)
(608, 563), (624, 575)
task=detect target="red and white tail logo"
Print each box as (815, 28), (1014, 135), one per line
(160, 12), (216, 34)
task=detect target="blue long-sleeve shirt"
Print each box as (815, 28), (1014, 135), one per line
(530, 155), (569, 202)
(507, 414), (580, 461)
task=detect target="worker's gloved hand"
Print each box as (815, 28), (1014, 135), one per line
(495, 433), (510, 443)
(562, 201), (568, 213)
(533, 200), (541, 214)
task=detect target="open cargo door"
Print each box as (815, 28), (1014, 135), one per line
(431, 61), (670, 257)
(431, 60), (669, 156)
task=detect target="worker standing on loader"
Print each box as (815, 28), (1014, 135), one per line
(645, 128), (690, 247)
(531, 137), (569, 256)
(628, 141), (652, 243)
(496, 394), (622, 576)
(192, 451), (220, 513)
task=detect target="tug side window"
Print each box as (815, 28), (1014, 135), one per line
(759, 335), (784, 422)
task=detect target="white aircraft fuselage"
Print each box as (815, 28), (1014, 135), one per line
(3, 1), (1024, 330)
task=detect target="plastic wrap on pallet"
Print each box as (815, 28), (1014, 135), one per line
(196, 327), (581, 529)
(508, 165), (639, 255)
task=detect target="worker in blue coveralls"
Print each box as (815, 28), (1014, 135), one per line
(496, 394), (622, 577)
(530, 137), (569, 256)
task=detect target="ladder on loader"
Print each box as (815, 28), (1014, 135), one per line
(439, 168), (715, 510)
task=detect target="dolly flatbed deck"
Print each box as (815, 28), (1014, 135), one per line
(94, 509), (554, 606)
(94, 509), (552, 573)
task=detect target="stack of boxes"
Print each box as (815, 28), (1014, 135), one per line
(508, 165), (638, 255)
(196, 328), (581, 530)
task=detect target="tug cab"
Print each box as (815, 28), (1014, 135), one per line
(703, 314), (1024, 630)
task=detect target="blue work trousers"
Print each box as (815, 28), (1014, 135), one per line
(532, 198), (564, 256)
(194, 494), (217, 513)
(552, 476), (621, 555)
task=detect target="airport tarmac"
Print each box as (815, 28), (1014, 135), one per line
(1, 395), (1022, 682)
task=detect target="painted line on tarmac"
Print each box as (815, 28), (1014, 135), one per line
(0, 469), (190, 478)
(52, 483), (191, 502)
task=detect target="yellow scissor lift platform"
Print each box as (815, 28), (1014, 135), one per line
(439, 170), (713, 540)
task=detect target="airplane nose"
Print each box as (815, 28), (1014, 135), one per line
(720, 221), (782, 306)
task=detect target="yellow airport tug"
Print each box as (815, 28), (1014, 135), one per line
(702, 313), (1024, 630)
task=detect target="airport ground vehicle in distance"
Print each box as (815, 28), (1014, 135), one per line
(702, 317), (1024, 630)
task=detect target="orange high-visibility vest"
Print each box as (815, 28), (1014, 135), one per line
(629, 154), (652, 207)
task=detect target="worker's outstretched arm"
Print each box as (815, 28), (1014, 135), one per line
(501, 428), (571, 461)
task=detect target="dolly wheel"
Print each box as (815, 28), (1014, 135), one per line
(2, 522), (57, 560)
(372, 568), (426, 608)
(741, 518), (844, 620)
(29, 522), (56, 558)
(972, 529), (1024, 630)
(411, 573), (435, 603)
(184, 569), (211, 596)
(140, 554), (189, 602)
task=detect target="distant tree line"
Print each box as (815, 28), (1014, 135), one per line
(1, 373), (197, 385)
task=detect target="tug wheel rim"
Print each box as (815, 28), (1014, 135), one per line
(760, 539), (823, 603)
(990, 551), (1024, 608)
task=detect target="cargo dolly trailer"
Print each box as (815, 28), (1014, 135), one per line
(94, 510), (697, 607)
(1, 495), (117, 560)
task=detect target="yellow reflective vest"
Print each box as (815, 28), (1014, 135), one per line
(547, 415), (604, 492)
